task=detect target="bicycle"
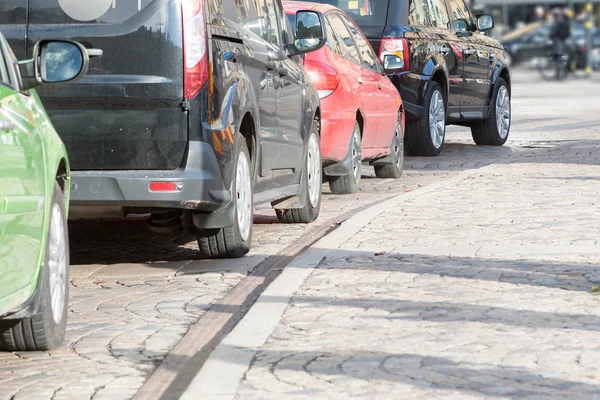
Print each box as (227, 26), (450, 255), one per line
(537, 48), (600, 81)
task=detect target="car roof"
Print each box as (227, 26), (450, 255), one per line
(282, 1), (337, 14)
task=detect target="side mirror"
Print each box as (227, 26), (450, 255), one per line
(476, 14), (495, 31)
(287, 10), (327, 56)
(19, 40), (91, 91)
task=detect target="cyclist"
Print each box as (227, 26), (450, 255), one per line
(549, 8), (571, 80)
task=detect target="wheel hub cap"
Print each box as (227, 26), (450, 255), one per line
(394, 123), (403, 168)
(236, 151), (252, 241)
(496, 86), (510, 139)
(48, 204), (67, 325)
(351, 126), (362, 183)
(429, 90), (445, 149)
(307, 133), (321, 207)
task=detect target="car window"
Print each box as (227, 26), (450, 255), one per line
(446, 0), (474, 30)
(329, 13), (361, 65)
(332, 0), (389, 28)
(325, 18), (344, 57)
(0, 36), (19, 90)
(29, 0), (156, 24)
(339, 13), (379, 71)
(0, 47), (9, 87)
(262, 0), (282, 48)
(408, 0), (450, 28)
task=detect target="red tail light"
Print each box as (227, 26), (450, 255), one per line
(378, 38), (410, 72)
(304, 60), (339, 99)
(182, 0), (208, 99)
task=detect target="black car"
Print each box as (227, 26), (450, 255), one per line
(306, 0), (511, 156)
(502, 23), (600, 69)
(0, 0), (328, 259)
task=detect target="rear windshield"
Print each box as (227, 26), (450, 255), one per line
(29, 0), (156, 24)
(312, 0), (389, 27)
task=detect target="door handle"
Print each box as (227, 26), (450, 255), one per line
(378, 82), (382, 90)
(357, 77), (363, 84)
(0, 119), (15, 131)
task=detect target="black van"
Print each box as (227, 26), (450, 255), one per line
(306, 0), (511, 157)
(0, 0), (328, 258)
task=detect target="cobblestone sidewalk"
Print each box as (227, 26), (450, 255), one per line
(228, 144), (600, 399)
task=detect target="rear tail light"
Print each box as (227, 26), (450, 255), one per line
(182, 0), (208, 99)
(304, 60), (339, 99)
(378, 38), (409, 72)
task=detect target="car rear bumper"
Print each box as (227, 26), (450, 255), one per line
(69, 141), (230, 212)
(320, 107), (356, 163)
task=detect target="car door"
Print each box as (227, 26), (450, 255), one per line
(446, 0), (490, 111)
(0, 1), (27, 59)
(407, 0), (460, 115)
(0, 36), (46, 303)
(242, 0), (282, 191)
(271, 0), (305, 188)
(340, 12), (398, 148)
(328, 12), (379, 142)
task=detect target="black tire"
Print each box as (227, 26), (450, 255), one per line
(276, 119), (321, 223)
(471, 78), (511, 146)
(375, 113), (404, 179)
(0, 182), (69, 351)
(329, 121), (361, 195)
(197, 140), (252, 259)
(405, 80), (446, 157)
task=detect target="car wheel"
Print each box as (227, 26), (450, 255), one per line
(197, 139), (252, 258)
(375, 113), (404, 179)
(329, 121), (362, 194)
(276, 118), (321, 223)
(471, 78), (511, 146)
(0, 182), (69, 351)
(405, 80), (446, 157)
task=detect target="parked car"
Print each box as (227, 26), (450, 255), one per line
(0, 33), (90, 350)
(2, 0), (329, 259)
(302, 0), (511, 156)
(284, 1), (405, 195)
(502, 22), (599, 69)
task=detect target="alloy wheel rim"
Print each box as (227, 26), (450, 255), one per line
(429, 90), (445, 149)
(394, 122), (403, 169)
(236, 151), (252, 241)
(48, 203), (67, 325)
(307, 132), (321, 208)
(351, 126), (362, 183)
(496, 86), (511, 139)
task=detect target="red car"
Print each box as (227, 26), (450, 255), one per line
(284, 1), (405, 194)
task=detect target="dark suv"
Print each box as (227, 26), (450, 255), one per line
(310, 0), (511, 156)
(1, 0), (328, 258)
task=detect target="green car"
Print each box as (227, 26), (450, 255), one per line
(0, 33), (90, 351)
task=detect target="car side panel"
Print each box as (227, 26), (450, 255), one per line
(0, 88), (45, 313)
(403, 26), (453, 106)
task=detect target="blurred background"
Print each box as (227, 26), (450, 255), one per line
(468, 0), (600, 72)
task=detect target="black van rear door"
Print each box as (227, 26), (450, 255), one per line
(1, 1), (27, 59)
(27, 0), (187, 171)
